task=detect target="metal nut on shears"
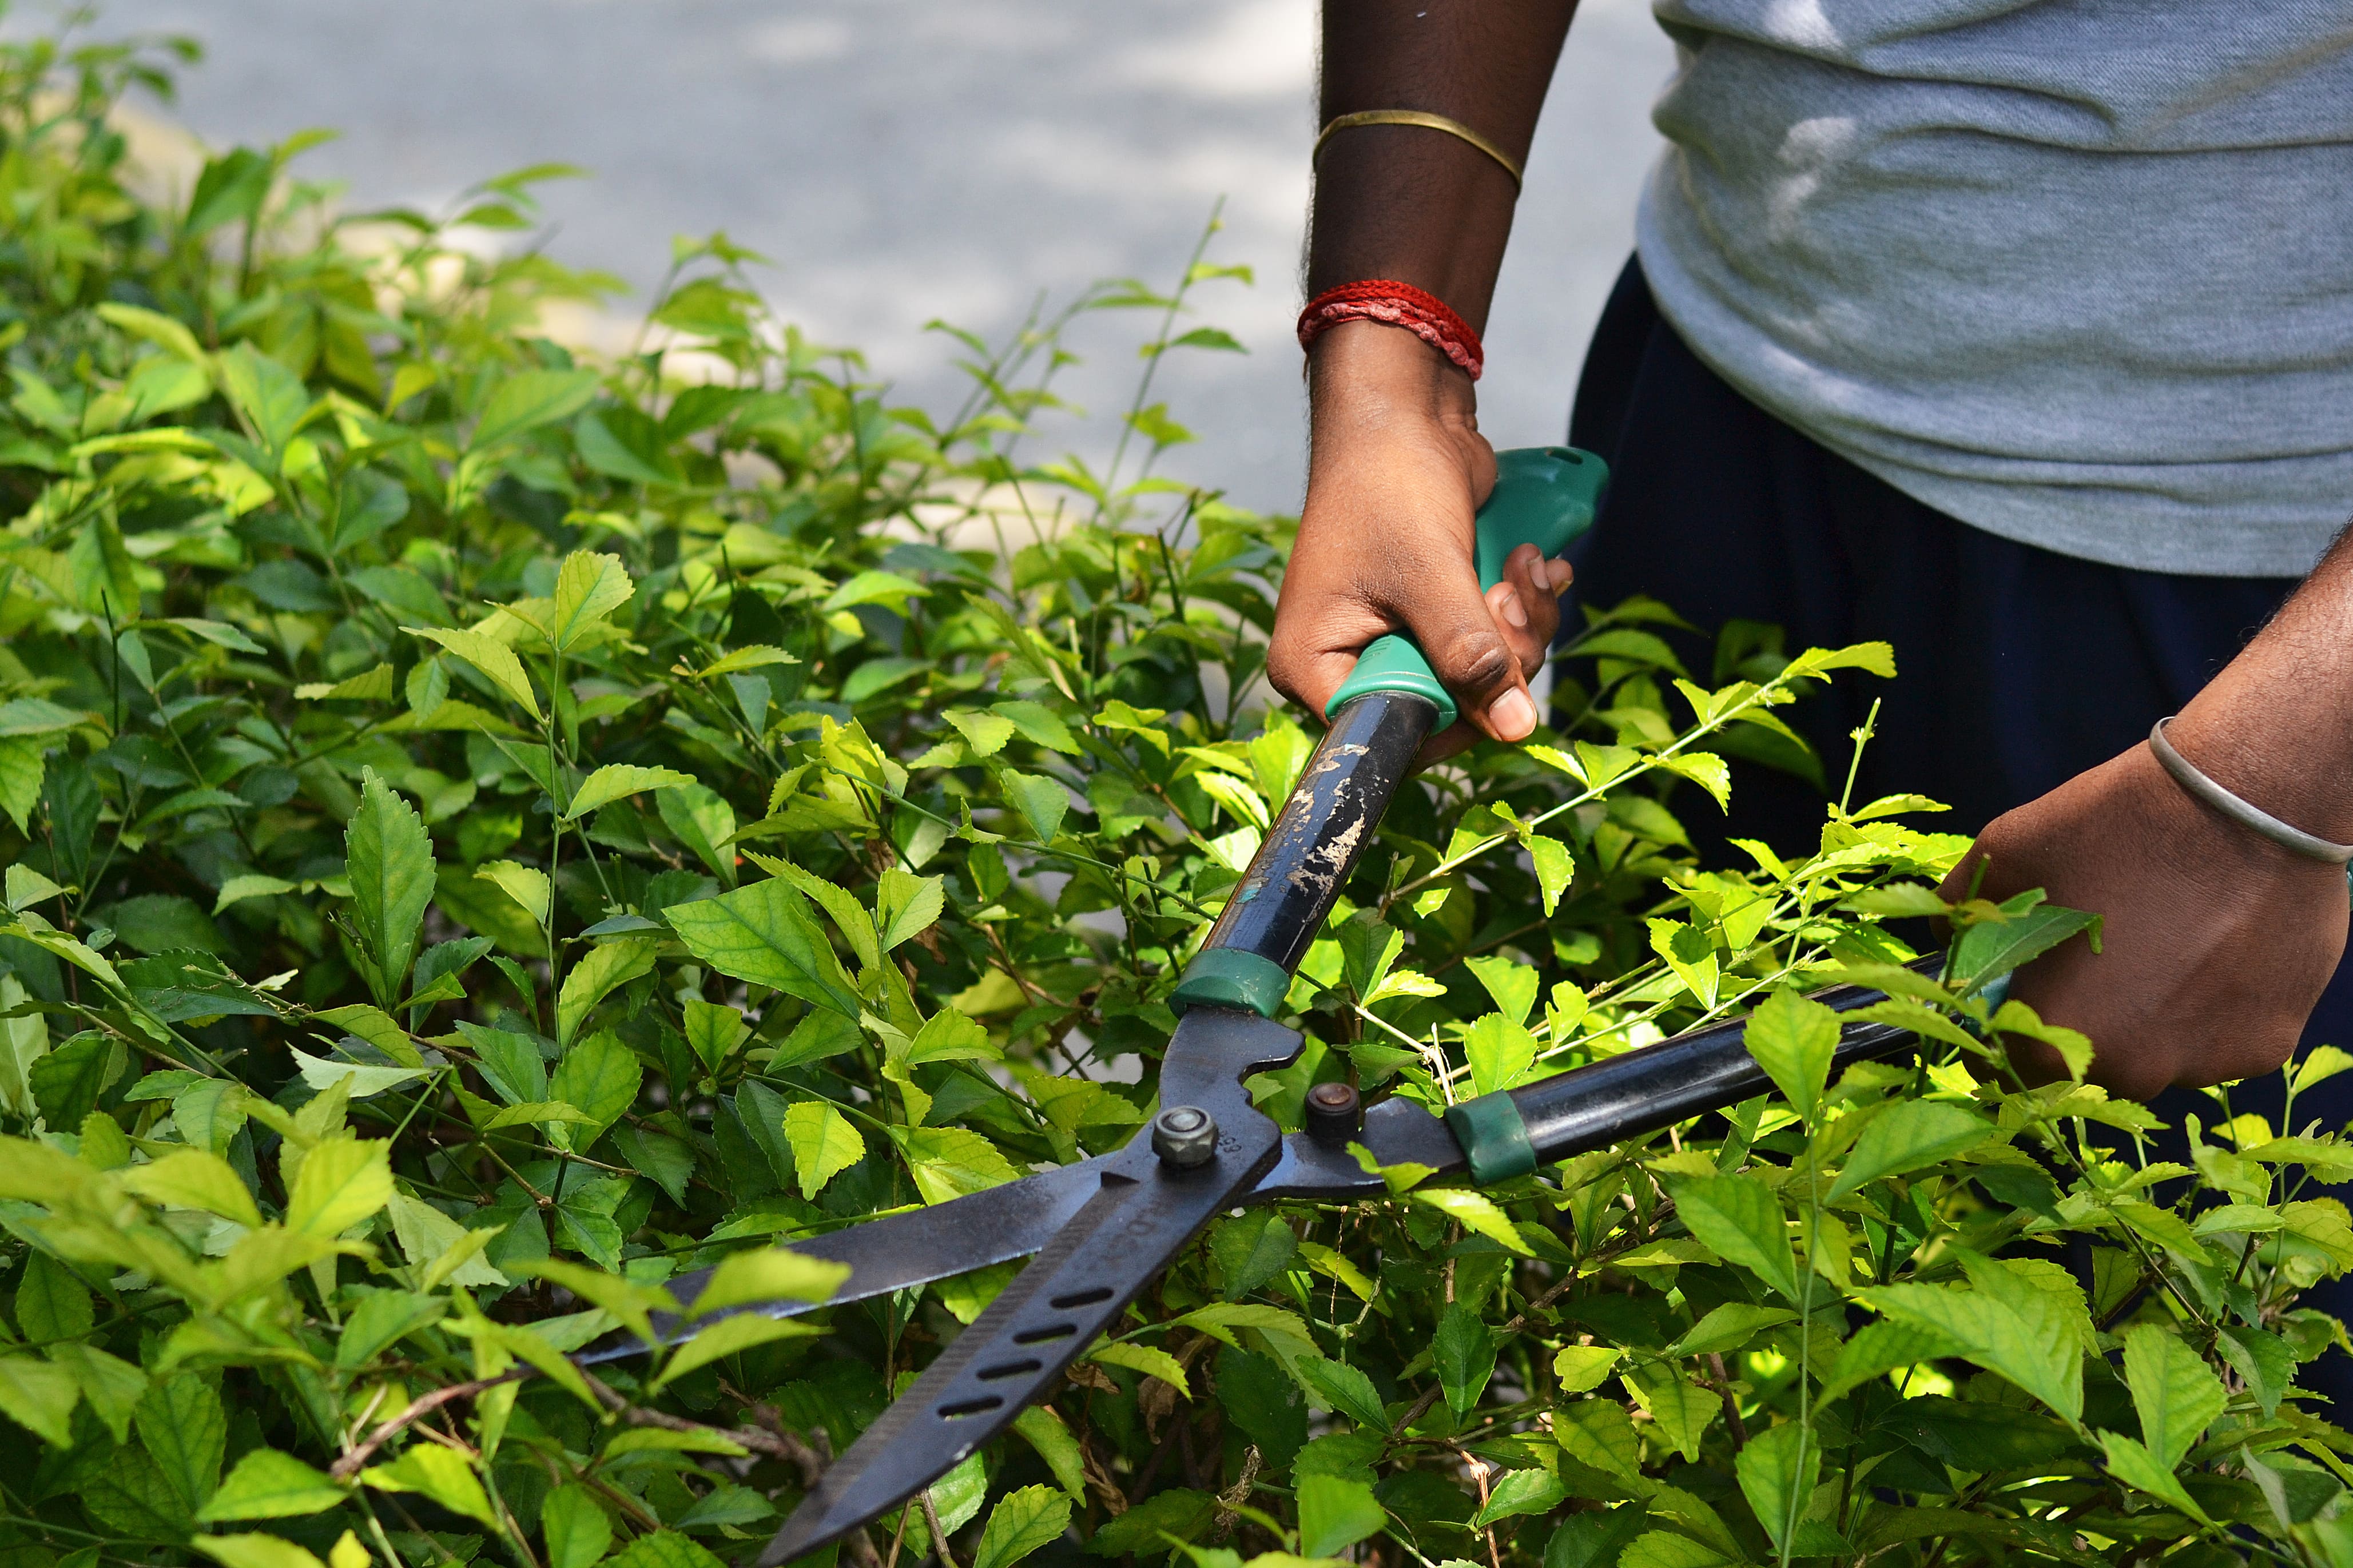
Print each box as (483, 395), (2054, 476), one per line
(1151, 1106), (1218, 1167)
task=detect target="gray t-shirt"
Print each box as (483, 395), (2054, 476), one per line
(1634, 2), (2353, 577)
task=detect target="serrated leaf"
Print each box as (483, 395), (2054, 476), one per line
(1090, 1340), (1189, 1396)
(1411, 1187), (1533, 1255)
(1553, 1344), (1624, 1394)
(689, 1246), (850, 1317)
(406, 625), (542, 719)
(0, 1354), (78, 1445)
(1827, 1100), (1993, 1201)
(550, 550), (634, 650)
(197, 1449), (346, 1521)
(363, 1443), (501, 1529)
(119, 1148), (261, 1227)
(665, 879), (862, 1020)
(2096, 1430), (2210, 1523)
(784, 1100), (865, 1199)
(565, 764), (692, 821)
(543, 1486), (611, 1568)
(877, 867), (944, 950)
(137, 1373), (225, 1510)
(1469, 1468), (1568, 1529)
(897, 1125), (1018, 1204)
(555, 936), (657, 1048)
(651, 1311), (820, 1390)
(1433, 1300), (1497, 1415)
(1744, 987), (1838, 1125)
(1295, 1474), (1386, 1558)
(1668, 1173), (1797, 1300)
(346, 767), (435, 1009)
(1735, 1420), (1818, 1554)
(285, 1137), (393, 1237)
(972, 1484), (1074, 1568)
(474, 368), (602, 449)
(1463, 1013), (1540, 1096)
(547, 1030), (643, 1147)
(192, 1536), (325, 1568)
(1668, 1303), (1796, 1360)
(2123, 1324), (2225, 1467)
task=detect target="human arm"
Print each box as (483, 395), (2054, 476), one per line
(1267, 0), (1580, 761)
(1945, 534), (2353, 1097)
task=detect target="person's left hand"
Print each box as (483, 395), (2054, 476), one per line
(1939, 738), (2350, 1100)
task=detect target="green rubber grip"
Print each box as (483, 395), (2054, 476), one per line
(1168, 948), (1291, 1018)
(1326, 445), (1608, 729)
(1444, 1091), (1539, 1185)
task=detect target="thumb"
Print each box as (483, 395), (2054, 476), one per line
(1393, 558), (1540, 743)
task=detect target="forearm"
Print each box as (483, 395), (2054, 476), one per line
(2166, 527), (2353, 843)
(1308, 0), (1578, 326)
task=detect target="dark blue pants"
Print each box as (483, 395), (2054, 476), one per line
(1568, 256), (2353, 1388)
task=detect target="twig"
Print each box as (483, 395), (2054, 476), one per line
(332, 1372), (519, 1480)
(1212, 1445), (1262, 1541)
(580, 1369), (826, 1473)
(1705, 1352), (1750, 1450)
(919, 1489), (959, 1568)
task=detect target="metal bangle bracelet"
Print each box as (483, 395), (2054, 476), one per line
(2147, 717), (2353, 865)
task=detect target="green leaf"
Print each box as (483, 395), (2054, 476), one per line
(1470, 1468), (1569, 1529)
(893, 1124), (1016, 1203)
(1529, 834), (1575, 916)
(1854, 1280), (2082, 1423)
(474, 369), (603, 449)
(659, 782), (738, 886)
(665, 879), (862, 1019)
(1744, 987), (1838, 1125)
(1016, 1406), (1088, 1501)
(542, 1485), (612, 1568)
(1000, 769), (1070, 842)
(1735, 1420), (1818, 1553)
(284, 1137), (394, 1237)
(555, 936), (657, 1048)
(345, 768), (435, 1009)
(1826, 1100), (1994, 1201)
(1553, 1345), (1624, 1395)
(406, 626), (542, 719)
(2096, 1430), (2210, 1523)
(1411, 1187), (1534, 1255)
(54, 1342), (144, 1443)
(335, 1289), (449, 1368)
(1434, 1300), (1497, 1415)
(682, 998), (751, 1074)
(15, 1249), (93, 1340)
(605, 1531), (726, 1568)
(137, 1373), (226, 1510)
(688, 1246), (850, 1316)
(547, 1030), (643, 1148)
(971, 1485), (1074, 1568)
(1624, 1364), (1718, 1462)
(1091, 1340), (1190, 1396)
(550, 551), (634, 650)
(197, 1450), (346, 1521)
(1668, 1174), (1798, 1299)
(1295, 1474), (1386, 1558)
(0, 1354), (78, 1446)
(1668, 1303), (1796, 1360)
(1293, 1355), (1389, 1429)
(385, 1191), (508, 1290)
(1817, 1317), (1962, 1403)
(2123, 1324), (2225, 1467)
(363, 1442), (502, 1529)
(651, 1312), (820, 1391)
(217, 342), (313, 453)
(120, 1148), (263, 1227)
(2216, 1323), (2294, 1416)
(784, 1100), (865, 1200)
(192, 1536), (326, 1568)
(1209, 1209), (1298, 1301)
(1948, 897), (2099, 997)
(0, 738), (43, 836)
(1464, 1013), (1540, 1097)
(565, 764), (693, 821)
(877, 867), (945, 950)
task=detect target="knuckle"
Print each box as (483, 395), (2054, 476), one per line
(1445, 638), (1516, 696)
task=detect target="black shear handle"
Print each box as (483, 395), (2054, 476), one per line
(1169, 691), (1440, 1018)
(1446, 960), (1945, 1182)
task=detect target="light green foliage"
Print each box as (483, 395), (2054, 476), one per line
(0, 26), (2339, 1568)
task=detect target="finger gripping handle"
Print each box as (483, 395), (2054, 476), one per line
(1325, 444), (1607, 729)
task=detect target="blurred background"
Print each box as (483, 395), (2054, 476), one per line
(40, 0), (1676, 516)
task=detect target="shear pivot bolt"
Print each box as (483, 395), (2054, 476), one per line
(1305, 1081), (1362, 1145)
(1152, 1106), (1218, 1167)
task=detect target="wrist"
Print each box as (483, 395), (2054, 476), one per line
(2159, 696), (2353, 847)
(1306, 320), (1477, 439)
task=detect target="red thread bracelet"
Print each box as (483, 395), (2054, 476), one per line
(1297, 280), (1484, 380)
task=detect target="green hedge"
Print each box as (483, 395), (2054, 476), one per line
(1, 22), (2349, 1568)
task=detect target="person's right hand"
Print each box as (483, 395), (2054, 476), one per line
(1267, 321), (1575, 764)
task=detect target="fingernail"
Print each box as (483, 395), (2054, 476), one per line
(1497, 587), (1527, 628)
(1489, 687), (1536, 739)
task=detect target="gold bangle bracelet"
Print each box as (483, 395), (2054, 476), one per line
(1312, 109), (1525, 190)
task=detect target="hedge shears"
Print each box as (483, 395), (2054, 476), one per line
(613, 448), (1929, 1565)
